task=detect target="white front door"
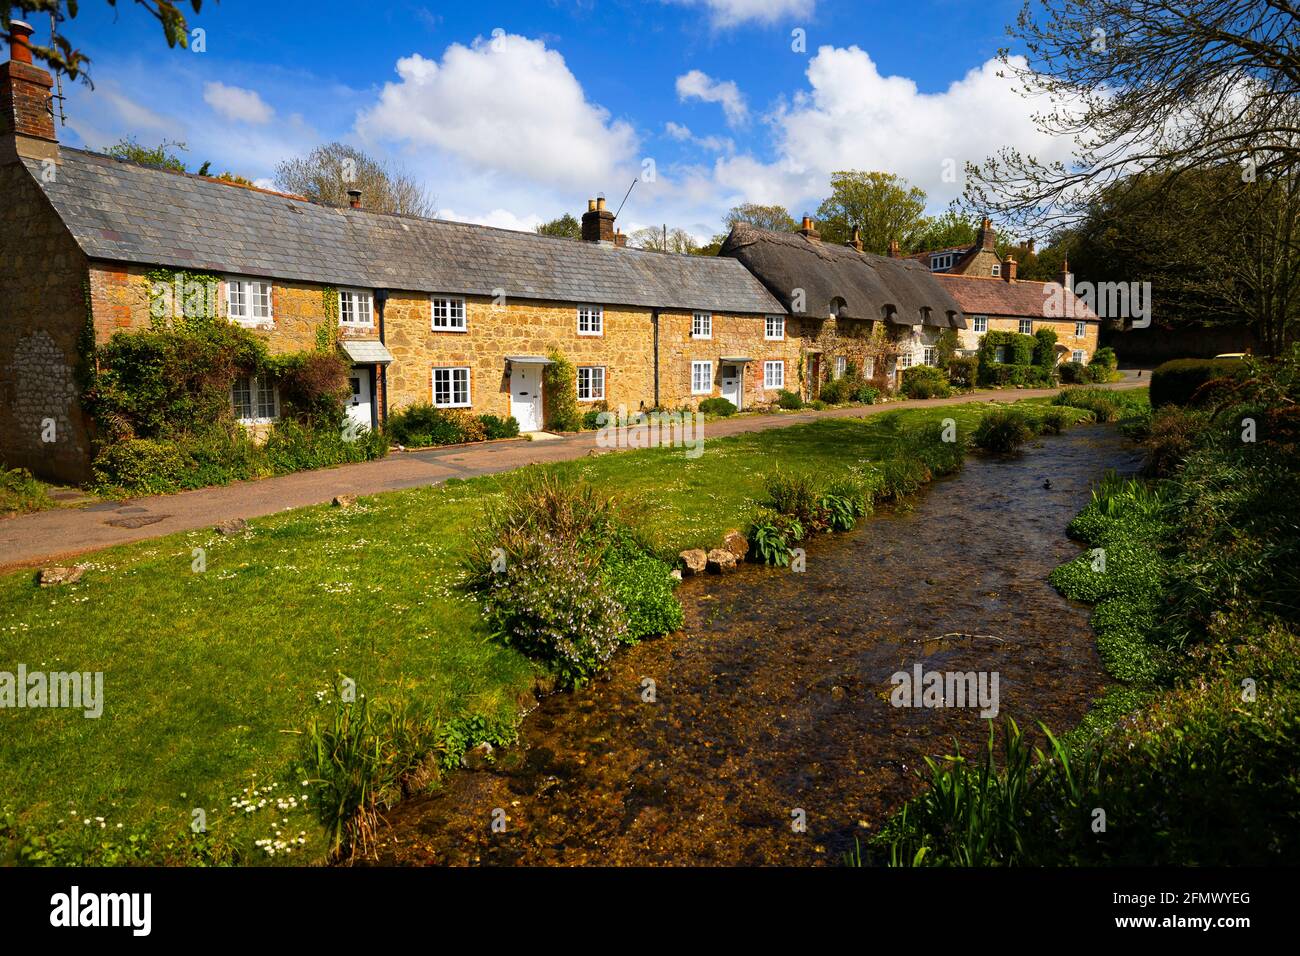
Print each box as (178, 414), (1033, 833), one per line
(720, 364), (743, 410)
(510, 363), (543, 432)
(346, 368), (372, 433)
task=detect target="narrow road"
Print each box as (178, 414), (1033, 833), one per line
(0, 377), (1145, 572)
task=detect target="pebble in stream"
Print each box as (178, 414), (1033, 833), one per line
(375, 426), (1144, 866)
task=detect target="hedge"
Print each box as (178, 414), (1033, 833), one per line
(1149, 358), (1246, 408)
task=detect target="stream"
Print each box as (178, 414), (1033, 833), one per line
(376, 424), (1144, 866)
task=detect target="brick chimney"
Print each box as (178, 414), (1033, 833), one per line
(1025, 238), (1036, 254)
(1003, 254), (1017, 282)
(581, 195), (615, 243)
(347, 189), (362, 209)
(975, 216), (996, 251)
(888, 239), (900, 258)
(847, 226), (863, 252)
(1058, 258), (1073, 292)
(613, 228), (627, 248)
(1, 20), (58, 164)
(799, 216), (820, 242)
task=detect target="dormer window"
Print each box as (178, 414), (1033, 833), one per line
(991, 263), (1001, 277)
(929, 253), (954, 272)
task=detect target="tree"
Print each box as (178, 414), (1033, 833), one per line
(1067, 165), (1300, 353)
(966, 0), (1300, 231)
(909, 208), (978, 254)
(536, 213), (581, 239)
(628, 226), (699, 254)
(274, 143), (435, 217)
(3, 1), (201, 85)
(815, 171), (928, 252)
(723, 202), (797, 233)
(104, 137), (188, 172)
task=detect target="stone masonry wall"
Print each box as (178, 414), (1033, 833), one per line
(957, 315), (1099, 360)
(0, 159), (93, 483)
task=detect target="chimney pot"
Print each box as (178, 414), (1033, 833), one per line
(888, 239), (900, 258)
(587, 198), (597, 212)
(347, 189), (362, 209)
(799, 216), (820, 242)
(596, 196), (606, 211)
(9, 20), (35, 65)
(581, 192), (615, 242)
(1004, 255), (1017, 282)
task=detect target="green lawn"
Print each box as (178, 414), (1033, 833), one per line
(0, 395), (1119, 865)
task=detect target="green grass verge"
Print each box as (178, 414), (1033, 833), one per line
(0, 467), (58, 518)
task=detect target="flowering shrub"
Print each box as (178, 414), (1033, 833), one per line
(480, 533), (628, 687)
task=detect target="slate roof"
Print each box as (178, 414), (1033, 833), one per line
(26, 148), (786, 315)
(936, 273), (1100, 322)
(719, 223), (966, 328)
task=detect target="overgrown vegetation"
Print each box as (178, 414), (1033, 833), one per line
(0, 467), (56, 517)
(874, 350), (1300, 865)
(1148, 357), (1246, 408)
(901, 364), (952, 399)
(386, 404), (519, 447)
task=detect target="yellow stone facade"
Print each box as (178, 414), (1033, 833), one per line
(957, 315), (1100, 361)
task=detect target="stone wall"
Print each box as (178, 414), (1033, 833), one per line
(656, 310), (802, 410)
(957, 315), (1099, 361)
(384, 295), (658, 420)
(0, 159), (93, 483)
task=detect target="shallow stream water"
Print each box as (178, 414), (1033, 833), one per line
(376, 425), (1143, 866)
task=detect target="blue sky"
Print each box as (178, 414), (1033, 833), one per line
(47, 0), (1072, 239)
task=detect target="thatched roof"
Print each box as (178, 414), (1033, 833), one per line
(719, 223), (966, 328)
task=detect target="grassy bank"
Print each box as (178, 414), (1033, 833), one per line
(0, 467), (58, 518)
(0, 394), (1103, 865)
(873, 358), (1300, 865)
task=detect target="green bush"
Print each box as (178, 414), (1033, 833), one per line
(698, 397), (737, 417)
(603, 534), (684, 641)
(91, 438), (193, 495)
(976, 331), (1037, 386)
(946, 356), (978, 390)
(479, 414), (520, 440)
(0, 466), (53, 516)
(776, 389), (804, 410)
(387, 404), (485, 447)
(748, 508), (804, 566)
(854, 383), (881, 404)
(817, 377), (851, 404)
(1058, 361), (1088, 384)
(1149, 358), (1245, 408)
(543, 352), (582, 431)
(1090, 346), (1118, 370)
(901, 364), (952, 399)
(1036, 406), (1072, 435)
(1033, 327), (1059, 369)
(972, 408), (1035, 453)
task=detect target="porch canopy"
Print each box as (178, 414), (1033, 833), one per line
(504, 355), (553, 365)
(719, 356), (755, 363)
(340, 340), (394, 365)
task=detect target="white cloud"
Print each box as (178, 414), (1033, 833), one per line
(437, 206), (545, 232)
(664, 120), (734, 154)
(667, 0), (815, 28)
(676, 69), (749, 126)
(665, 121), (693, 141)
(203, 82), (274, 124)
(356, 33), (638, 191)
(714, 47), (1084, 216)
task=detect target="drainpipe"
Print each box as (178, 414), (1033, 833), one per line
(651, 309), (661, 409)
(375, 288), (389, 427)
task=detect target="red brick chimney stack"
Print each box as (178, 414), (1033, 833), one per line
(1, 19), (59, 163)
(1003, 254), (1017, 282)
(976, 216), (996, 251)
(581, 195), (615, 242)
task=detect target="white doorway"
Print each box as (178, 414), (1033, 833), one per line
(509, 362), (543, 432)
(346, 367), (372, 433)
(720, 363), (743, 410)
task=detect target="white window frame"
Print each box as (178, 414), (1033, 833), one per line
(834, 356), (847, 379)
(923, 346), (937, 366)
(576, 365), (606, 402)
(930, 253), (954, 272)
(224, 276), (273, 326)
(431, 296), (467, 332)
(577, 304), (604, 336)
(231, 374), (279, 425)
(899, 351), (914, 370)
(765, 315), (785, 340)
(338, 288), (374, 328)
(1075, 321), (1086, 338)
(973, 315), (988, 333)
(763, 360), (784, 390)
(692, 311), (713, 340)
(691, 361), (713, 396)
(1018, 319), (1034, 335)
(990, 263), (1001, 277)
(1072, 350), (1087, 364)
(432, 366), (471, 408)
